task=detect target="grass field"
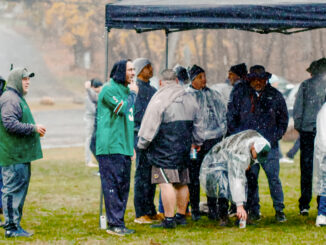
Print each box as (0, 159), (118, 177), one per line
(1, 142), (324, 244)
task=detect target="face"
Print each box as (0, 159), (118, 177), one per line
(22, 77), (30, 94)
(228, 71), (240, 86)
(192, 72), (206, 90)
(139, 64), (153, 81)
(250, 78), (267, 92)
(125, 61), (135, 84)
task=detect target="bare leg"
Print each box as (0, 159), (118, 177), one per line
(175, 184), (189, 215)
(159, 183), (176, 217)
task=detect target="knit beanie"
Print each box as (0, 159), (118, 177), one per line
(133, 58), (151, 77)
(189, 65), (205, 81)
(229, 63), (247, 78)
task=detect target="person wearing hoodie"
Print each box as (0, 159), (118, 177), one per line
(138, 69), (204, 229)
(293, 58), (326, 216)
(0, 75), (6, 220)
(96, 59), (138, 236)
(227, 65), (288, 223)
(200, 130), (271, 226)
(186, 65), (227, 222)
(0, 68), (46, 238)
(132, 58), (161, 224)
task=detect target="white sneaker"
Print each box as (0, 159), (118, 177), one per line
(86, 162), (98, 168)
(316, 215), (326, 227)
(280, 157), (294, 164)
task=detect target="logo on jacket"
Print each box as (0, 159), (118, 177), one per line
(129, 108), (134, 121)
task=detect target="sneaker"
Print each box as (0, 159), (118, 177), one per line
(228, 204), (237, 218)
(175, 214), (187, 225)
(316, 215), (326, 227)
(106, 226), (134, 236)
(5, 228), (33, 238)
(151, 219), (176, 229)
(191, 211), (201, 221)
(300, 209), (309, 216)
(280, 157), (294, 164)
(134, 215), (153, 224)
(150, 213), (164, 221)
(86, 162), (98, 168)
(275, 211), (287, 222)
(249, 211), (261, 221)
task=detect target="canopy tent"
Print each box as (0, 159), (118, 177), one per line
(104, 0), (326, 79)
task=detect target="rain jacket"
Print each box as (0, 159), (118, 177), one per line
(134, 78), (157, 140)
(313, 103), (326, 196)
(227, 82), (288, 148)
(96, 79), (136, 157)
(293, 73), (326, 133)
(200, 130), (270, 206)
(186, 86), (227, 140)
(138, 83), (204, 170)
(0, 68), (42, 166)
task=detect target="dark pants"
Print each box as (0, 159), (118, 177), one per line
(98, 154), (131, 228)
(246, 146), (285, 213)
(318, 196), (326, 216)
(188, 138), (221, 213)
(299, 131), (316, 211)
(134, 148), (156, 218)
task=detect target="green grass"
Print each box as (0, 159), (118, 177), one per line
(1, 142), (325, 244)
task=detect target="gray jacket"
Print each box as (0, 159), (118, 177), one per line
(293, 73), (326, 132)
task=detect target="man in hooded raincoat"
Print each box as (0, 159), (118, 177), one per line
(0, 68), (46, 238)
(186, 65), (227, 221)
(96, 59), (138, 236)
(313, 102), (326, 227)
(199, 130), (271, 224)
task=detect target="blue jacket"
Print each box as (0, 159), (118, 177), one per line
(227, 82), (288, 148)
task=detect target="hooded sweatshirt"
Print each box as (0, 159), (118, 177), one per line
(96, 60), (136, 156)
(0, 68), (42, 166)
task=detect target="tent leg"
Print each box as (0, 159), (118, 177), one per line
(165, 30), (169, 69)
(104, 28), (110, 82)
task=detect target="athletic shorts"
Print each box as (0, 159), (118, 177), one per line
(151, 166), (190, 185)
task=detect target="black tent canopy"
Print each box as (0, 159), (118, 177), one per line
(104, 0), (326, 79)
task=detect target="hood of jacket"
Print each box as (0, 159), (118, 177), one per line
(7, 68), (33, 96)
(112, 60), (128, 84)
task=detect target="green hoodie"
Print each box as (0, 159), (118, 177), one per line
(0, 68), (42, 166)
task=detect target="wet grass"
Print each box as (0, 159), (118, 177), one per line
(1, 142), (325, 244)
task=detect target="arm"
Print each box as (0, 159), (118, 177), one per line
(227, 86), (242, 135)
(293, 83), (304, 132)
(102, 88), (137, 116)
(272, 94), (289, 142)
(1, 98), (35, 136)
(192, 97), (204, 146)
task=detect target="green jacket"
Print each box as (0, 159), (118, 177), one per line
(96, 79), (135, 156)
(0, 68), (42, 166)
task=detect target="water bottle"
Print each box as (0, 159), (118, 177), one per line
(190, 148), (197, 160)
(239, 218), (246, 229)
(100, 215), (107, 229)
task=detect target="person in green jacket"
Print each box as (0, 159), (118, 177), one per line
(96, 59), (138, 236)
(0, 68), (46, 238)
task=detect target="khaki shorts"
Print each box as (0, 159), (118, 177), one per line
(151, 166), (190, 185)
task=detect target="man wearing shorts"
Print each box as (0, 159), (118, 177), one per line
(137, 69), (204, 229)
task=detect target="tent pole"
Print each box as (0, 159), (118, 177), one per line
(104, 28), (110, 82)
(165, 30), (169, 69)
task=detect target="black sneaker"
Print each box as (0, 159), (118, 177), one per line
(249, 211), (261, 221)
(106, 226), (134, 236)
(5, 228), (33, 238)
(151, 219), (176, 229)
(175, 213), (188, 225)
(300, 209), (309, 216)
(275, 211), (287, 223)
(218, 215), (229, 227)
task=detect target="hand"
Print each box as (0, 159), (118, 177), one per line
(191, 144), (201, 152)
(129, 81), (139, 94)
(36, 124), (46, 137)
(131, 149), (136, 161)
(85, 81), (91, 89)
(236, 205), (247, 221)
